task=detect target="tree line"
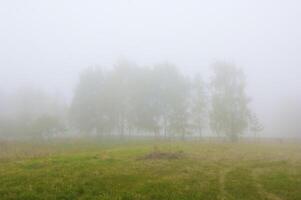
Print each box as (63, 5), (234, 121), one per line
(70, 61), (262, 141)
(0, 61), (263, 141)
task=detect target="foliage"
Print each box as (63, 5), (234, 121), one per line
(70, 62), (191, 138)
(30, 115), (65, 139)
(0, 88), (66, 139)
(210, 62), (250, 141)
(0, 61), (259, 141)
(190, 74), (207, 137)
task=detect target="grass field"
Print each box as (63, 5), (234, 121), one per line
(0, 139), (300, 200)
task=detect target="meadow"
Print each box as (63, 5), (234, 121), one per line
(0, 139), (300, 200)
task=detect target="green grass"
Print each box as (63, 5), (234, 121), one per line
(0, 139), (300, 200)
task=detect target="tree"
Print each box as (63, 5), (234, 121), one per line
(105, 60), (138, 137)
(129, 67), (161, 136)
(210, 62), (250, 142)
(159, 65), (189, 139)
(1, 87), (67, 139)
(126, 63), (190, 139)
(70, 67), (107, 135)
(249, 113), (264, 140)
(31, 115), (65, 139)
(190, 74), (207, 139)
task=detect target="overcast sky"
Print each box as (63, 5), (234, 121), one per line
(0, 0), (300, 136)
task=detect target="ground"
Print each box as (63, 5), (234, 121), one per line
(0, 139), (300, 200)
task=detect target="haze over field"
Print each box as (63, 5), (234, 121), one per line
(1, 2), (301, 200)
(0, 0), (300, 138)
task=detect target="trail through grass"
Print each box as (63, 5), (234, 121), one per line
(0, 140), (300, 200)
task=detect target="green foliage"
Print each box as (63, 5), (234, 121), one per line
(190, 74), (207, 137)
(0, 61), (259, 140)
(70, 67), (106, 134)
(210, 62), (250, 141)
(30, 115), (65, 138)
(0, 88), (66, 139)
(70, 62), (191, 138)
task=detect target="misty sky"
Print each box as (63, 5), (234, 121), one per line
(0, 0), (300, 137)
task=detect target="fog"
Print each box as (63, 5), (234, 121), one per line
(0, 0), (300, 139)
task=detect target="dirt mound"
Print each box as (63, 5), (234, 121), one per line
(138, 151), (184, 160)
